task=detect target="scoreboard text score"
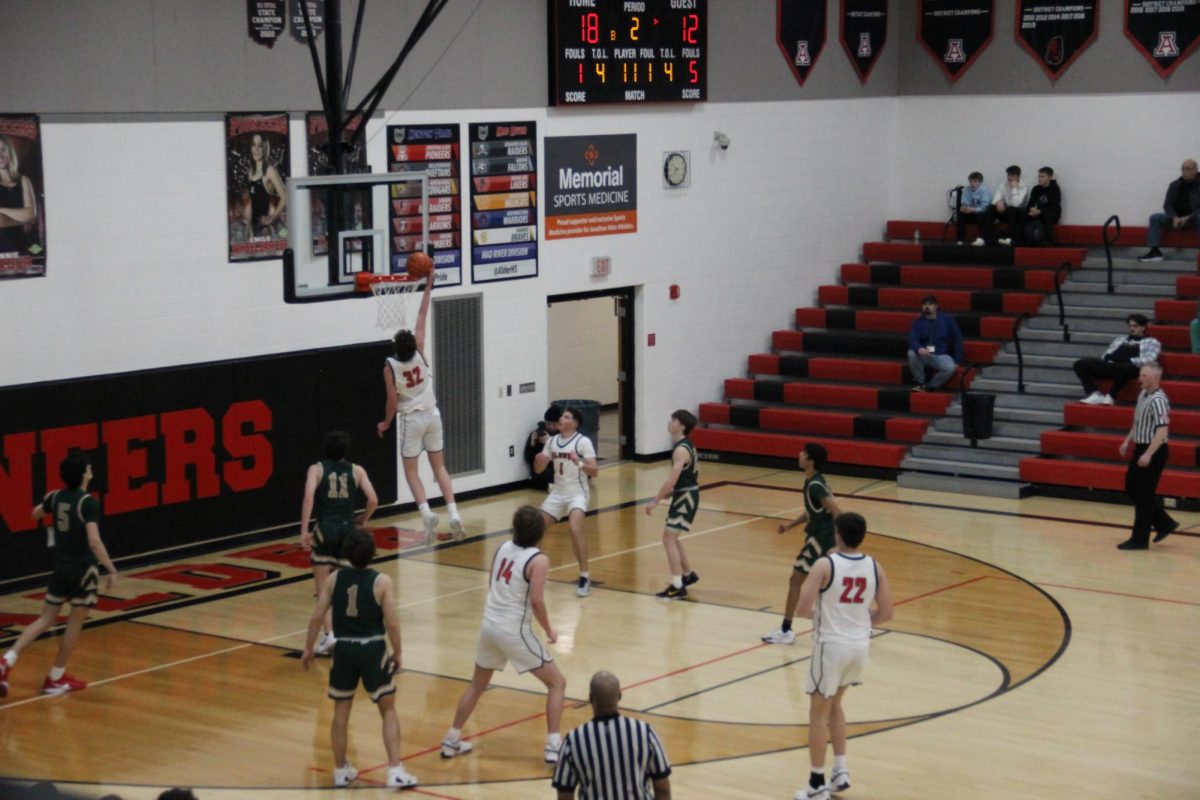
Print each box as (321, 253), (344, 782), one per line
(548, 0), (708, 105)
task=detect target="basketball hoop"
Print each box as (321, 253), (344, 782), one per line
(356, 273), (425, 330)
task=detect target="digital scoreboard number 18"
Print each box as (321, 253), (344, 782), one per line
(548, 0), (707, 106)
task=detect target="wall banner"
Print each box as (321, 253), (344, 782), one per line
(247, 0), (286, 48)
(289, 0), (325, 42)
(778, 0), (828, 87)
(1016, 1), (1098, 79)
(1125, 0), (1200, 78)
(226, 112), (290, 262)
(305, 112), (370, 258)
(387, 124), (463, 286)
(918, 0), (994, 82)
(0, 114), (47, 279)
(841, 0), (889, 83)
(544, 134), (637, 241)
(469, 121), (538, 283)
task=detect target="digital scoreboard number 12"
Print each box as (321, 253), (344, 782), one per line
(548, 0), (707, 105)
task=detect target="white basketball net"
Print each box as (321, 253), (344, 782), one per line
(369, 277), (425, 330)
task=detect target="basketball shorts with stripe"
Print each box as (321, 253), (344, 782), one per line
(329, 639), (396, 703)
(398, 406), (444, 459)
(45, 560), (100, 608)
(806, 641), (869, 698)
(475, 619), (551, 674)
(540, 487), (589, 521)
(665, 488), (699, 532)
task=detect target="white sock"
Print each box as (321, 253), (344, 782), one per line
(2, 650), (16, 667)
(546, 732), (562, 747)
(419, 502), (432, 517)
(48, 665), (65, 681)
(447, 503), (459, 518)
(579, 572), (590, 580)
(445, 727), (462, 743)
(833, 755), (847, 772)
(671, 575), (683, 589)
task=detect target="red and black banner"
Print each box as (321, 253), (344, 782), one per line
(305, 112), (370, 257)
(226, 112), (290, 262)
(1125, 0), (1200, 78)
(918, 0), (994, 82)
(388, 124), (464, 286)
(0, 343), (397, 588)
(840, 0), (888, 83)
(1016, 2), (1098, 79)
(0, 114), (46, 280)
(778, 0), (828, 87)
(247, 0), (286, 47)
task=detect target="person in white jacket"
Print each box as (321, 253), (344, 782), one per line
(992, 165), (1029, 246)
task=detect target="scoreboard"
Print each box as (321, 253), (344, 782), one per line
(548, 0), (707, 105)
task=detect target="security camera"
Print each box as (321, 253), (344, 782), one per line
(713, 131), (730, 150)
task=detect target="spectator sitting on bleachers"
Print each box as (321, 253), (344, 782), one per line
(1021, 166), (1061, 245)
(957, 171), (993, 244)
(1138, 158), (1199, 262)
(993, 165), (1029, 247)
(907, 295), (964, 392)
(1074, 314), (1161, 405)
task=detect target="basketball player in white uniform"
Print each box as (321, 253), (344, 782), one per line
(534, 407), (598, 596)
(793, 512), (893, 800)
(376, 274), (464, 544)
(440, 506), (569, 763)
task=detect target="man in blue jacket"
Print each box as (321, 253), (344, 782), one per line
(907, 295), (964, 392)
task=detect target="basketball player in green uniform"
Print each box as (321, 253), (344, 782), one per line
(300, 431), (378, 656)
(762, 443), (842, 645)
(0, 453), (118, 698)
(301, 529), (418, 789)
(645, 410), (701, 599)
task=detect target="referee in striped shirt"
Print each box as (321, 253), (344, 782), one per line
(1117, 363), (1178, 550)
(552, 671), (672, 799)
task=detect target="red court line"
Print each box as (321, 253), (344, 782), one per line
(893, 575), (989, 607)
(994, 576), (1200, 607)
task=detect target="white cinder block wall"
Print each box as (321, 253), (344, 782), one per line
(888, 93), (1200, 228)
(0, 98), (896, 505)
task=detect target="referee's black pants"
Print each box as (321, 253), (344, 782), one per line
(1124, 443), (1175, 545)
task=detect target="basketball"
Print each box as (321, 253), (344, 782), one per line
(406, 251), (434, 279)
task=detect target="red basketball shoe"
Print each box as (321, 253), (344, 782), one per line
(42, 673), (87, 695)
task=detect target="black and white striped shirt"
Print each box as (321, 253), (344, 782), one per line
(1133, 388), (1170, 445)
(551, 714), (671, 799)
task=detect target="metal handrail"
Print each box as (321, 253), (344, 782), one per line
(1103, 214), (1121, 294)
(958, 361), (979, 401)
(1054, 261), (1072, 343)
(1012, 312), (1032, 393)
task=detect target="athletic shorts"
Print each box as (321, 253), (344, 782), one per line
(398, 406), (444, 459)
(665, 488), (699, 532)
(806, 641), (869, 698)
(793, 535), (832, 574)
(475, 620), (551, 674)
(45, 560), (100, 608)
(311, 518), (355, 567)
(541, 488), (589, 522)
(329, 639), (396, 703)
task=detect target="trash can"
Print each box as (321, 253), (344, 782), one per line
(553, 399), (601, 446)
(961, 392), (996, 446)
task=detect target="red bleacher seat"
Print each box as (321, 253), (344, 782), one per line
(692, 428), (907, 469)
(1020, 457), (1200, 498)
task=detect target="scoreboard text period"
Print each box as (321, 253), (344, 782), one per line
(548, 0), (707, 105)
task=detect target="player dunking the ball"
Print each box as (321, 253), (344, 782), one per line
(0, 454), (118, 699)
(299, 430), (378, 656)
(534, 407), (599, 596)
(645, 409), (701, 599)
(440, 506), (568, 764)
(793, 512), (893, 800)
(377, 272), (464, 544)
(301, 528), (419, 789)
(763, 443), (842, 644)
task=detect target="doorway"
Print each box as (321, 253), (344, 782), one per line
(545, 286), (636, 461)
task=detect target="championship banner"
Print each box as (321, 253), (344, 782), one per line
(226, 112), (290, 262)
(289, 0), (324, 42)
(1126, 0), (1200, 78)
(1016, 1), (1098, 79)
(918, 0), (994, 81)
(544, 135), (637, 241)
(0, 114), (47, 280)
(247, 0), (286, 48)
(470, 121), (538, 284)
(305, 112), (370, 258)
(840, 0), (889, 83)
(387, 124), (463, 287)
(777, 0), (828, 87)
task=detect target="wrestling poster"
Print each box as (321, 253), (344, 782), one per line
(0, 114), (46, 279)
(226, 112), (290, 263)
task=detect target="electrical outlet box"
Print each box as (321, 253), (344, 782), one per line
(509, 445), (515, 457)
(520, 382), (536, 393)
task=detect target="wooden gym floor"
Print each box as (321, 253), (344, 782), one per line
(0, 460), (1197, 799)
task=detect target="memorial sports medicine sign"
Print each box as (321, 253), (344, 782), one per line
(1125, 0), (1200, 78)
(544, 134), (637, 240)
(1016, 1), (1098, 79)
(918, 0), (994, 82)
